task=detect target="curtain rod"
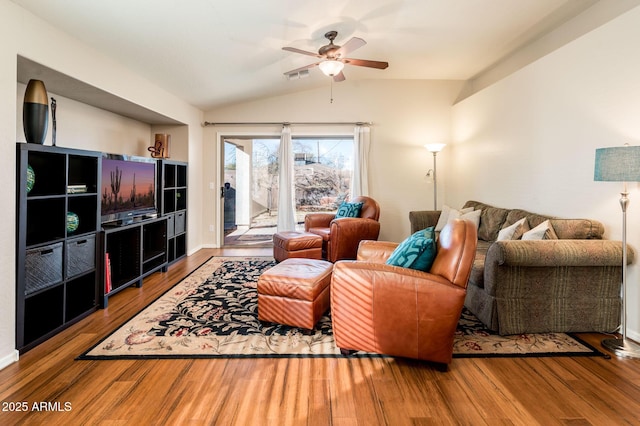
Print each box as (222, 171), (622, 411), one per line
(202, 121), (372, 127)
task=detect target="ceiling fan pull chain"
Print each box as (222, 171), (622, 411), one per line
(330, 79), (334, 104)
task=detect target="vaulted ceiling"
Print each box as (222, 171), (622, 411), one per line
(11, 0), (607, 110)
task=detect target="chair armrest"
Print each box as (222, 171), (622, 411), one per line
(331, 261), (466, 363)
(357, 240), (399, 263)
(304, 213), (335, 231)
(333, 260), (458, 287)
(328, 218), (381, 262)
(409, 210), (441, 233)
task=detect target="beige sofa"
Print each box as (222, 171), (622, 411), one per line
(409, 200), (633, 335)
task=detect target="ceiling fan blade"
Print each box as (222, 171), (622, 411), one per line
(334, 37), (366, 58)
(282, 46), (323, 58)
(343, 58), (389, 69)
(333, 71), (346, 82)
(283, 62), (321, 76)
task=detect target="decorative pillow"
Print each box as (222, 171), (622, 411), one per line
(497, 218), (527, 241)
(386, 227), (437, 271)
(522, 219), (558, 240)
(435, 205), (474, 231)
(512, 219), (531, 240)
(335, 201), (363, 219)
(459, 209), (481, 230)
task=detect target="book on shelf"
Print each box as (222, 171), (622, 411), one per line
(67, 184), (88, 194)
(105, 253), (112, 293)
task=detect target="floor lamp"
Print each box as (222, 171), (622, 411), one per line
(594, 145), (640, 358)
(425, 144), (446, 210)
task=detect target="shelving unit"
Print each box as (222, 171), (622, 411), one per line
(15, 58), (190, 353)
(158, 160), (187, 263)
(16, 143), (100, 353)
(100, 216), (167, 307)
(16, 142), (187, 348)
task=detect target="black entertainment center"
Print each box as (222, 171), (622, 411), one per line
(100, 216), (168, 307)
(16, 143), (188, 352)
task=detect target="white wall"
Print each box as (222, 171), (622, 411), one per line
(0, 0), (203, 369)
(16, 85), (153, 154)
(205, 79), (464, 246)
(450, 5), (640, 339)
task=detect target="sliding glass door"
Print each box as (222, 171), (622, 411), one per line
(221, 136), (353, 246)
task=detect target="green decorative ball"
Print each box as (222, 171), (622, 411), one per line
(67, 211), (79, 233)
(26, 164), (35, 193)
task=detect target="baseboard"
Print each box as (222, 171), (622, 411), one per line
(0, 350), (19, 371)
(627, 329), (640, 344)
(199, 243), (219, 250)
(188, 244), (206, 255)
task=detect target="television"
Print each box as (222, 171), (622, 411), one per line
(101, 154), (157, 225)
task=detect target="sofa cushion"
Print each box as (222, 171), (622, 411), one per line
(462, 201), (509, 241)
(503, 209), (551, 230)
(467, 240), (491, 289)
(462, 200), (487, 211)
(386, 227), (437, 271)
(549, 219), (604, 239)
(479, 207), (510, 241)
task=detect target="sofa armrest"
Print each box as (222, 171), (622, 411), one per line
(487, 239), (634, 267)
(304, 213), (335, 231)
(480, 239), (632, 335)
(483, 239), (634, 300)
(409, 210), (441, 233)
(357, 240), (399, 263)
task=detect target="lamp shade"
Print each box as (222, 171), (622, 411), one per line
(425, 143), (446, 153)
(594, 146), (640, 182)
(318, 60), (344, 76)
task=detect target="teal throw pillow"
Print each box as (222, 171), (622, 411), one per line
(335, 201), (363, 219)
(386, 227), (437, 272)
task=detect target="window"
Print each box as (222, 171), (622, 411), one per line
(292, 138), (353, 213)
(223, 136), (353, 244)
(250, 137), (353, 222)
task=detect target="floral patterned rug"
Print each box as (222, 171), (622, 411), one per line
(79, 257), (604, 360)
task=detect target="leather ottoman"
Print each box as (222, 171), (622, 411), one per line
(257, 258), (333, 330)
(272, 231), (323, 262)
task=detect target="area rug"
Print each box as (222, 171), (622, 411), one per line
(79, 257), (604, 360)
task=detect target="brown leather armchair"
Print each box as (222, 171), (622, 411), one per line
(304, 196), (381, 263)
(330, 219), (478, 368)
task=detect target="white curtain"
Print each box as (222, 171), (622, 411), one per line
(350, 125), (370, 198)
(277, 125), (297, 231)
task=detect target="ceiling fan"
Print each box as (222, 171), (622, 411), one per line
(282, 31), (389, 82)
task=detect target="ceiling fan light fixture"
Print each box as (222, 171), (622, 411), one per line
(318, 60), (344, 77)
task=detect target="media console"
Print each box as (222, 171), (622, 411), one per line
(100, 216), (167, 307)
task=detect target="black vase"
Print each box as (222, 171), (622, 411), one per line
(23, 79), (49, 144)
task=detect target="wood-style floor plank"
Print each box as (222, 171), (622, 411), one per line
(1, 247), (640, 425)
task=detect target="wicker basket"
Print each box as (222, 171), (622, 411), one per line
(66, 235), (96, 278)
(25, 242), (63, 295)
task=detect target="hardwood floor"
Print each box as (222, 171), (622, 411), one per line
(1, 248), (640, 425)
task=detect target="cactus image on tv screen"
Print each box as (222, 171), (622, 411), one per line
(101, 155), (156, 223)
